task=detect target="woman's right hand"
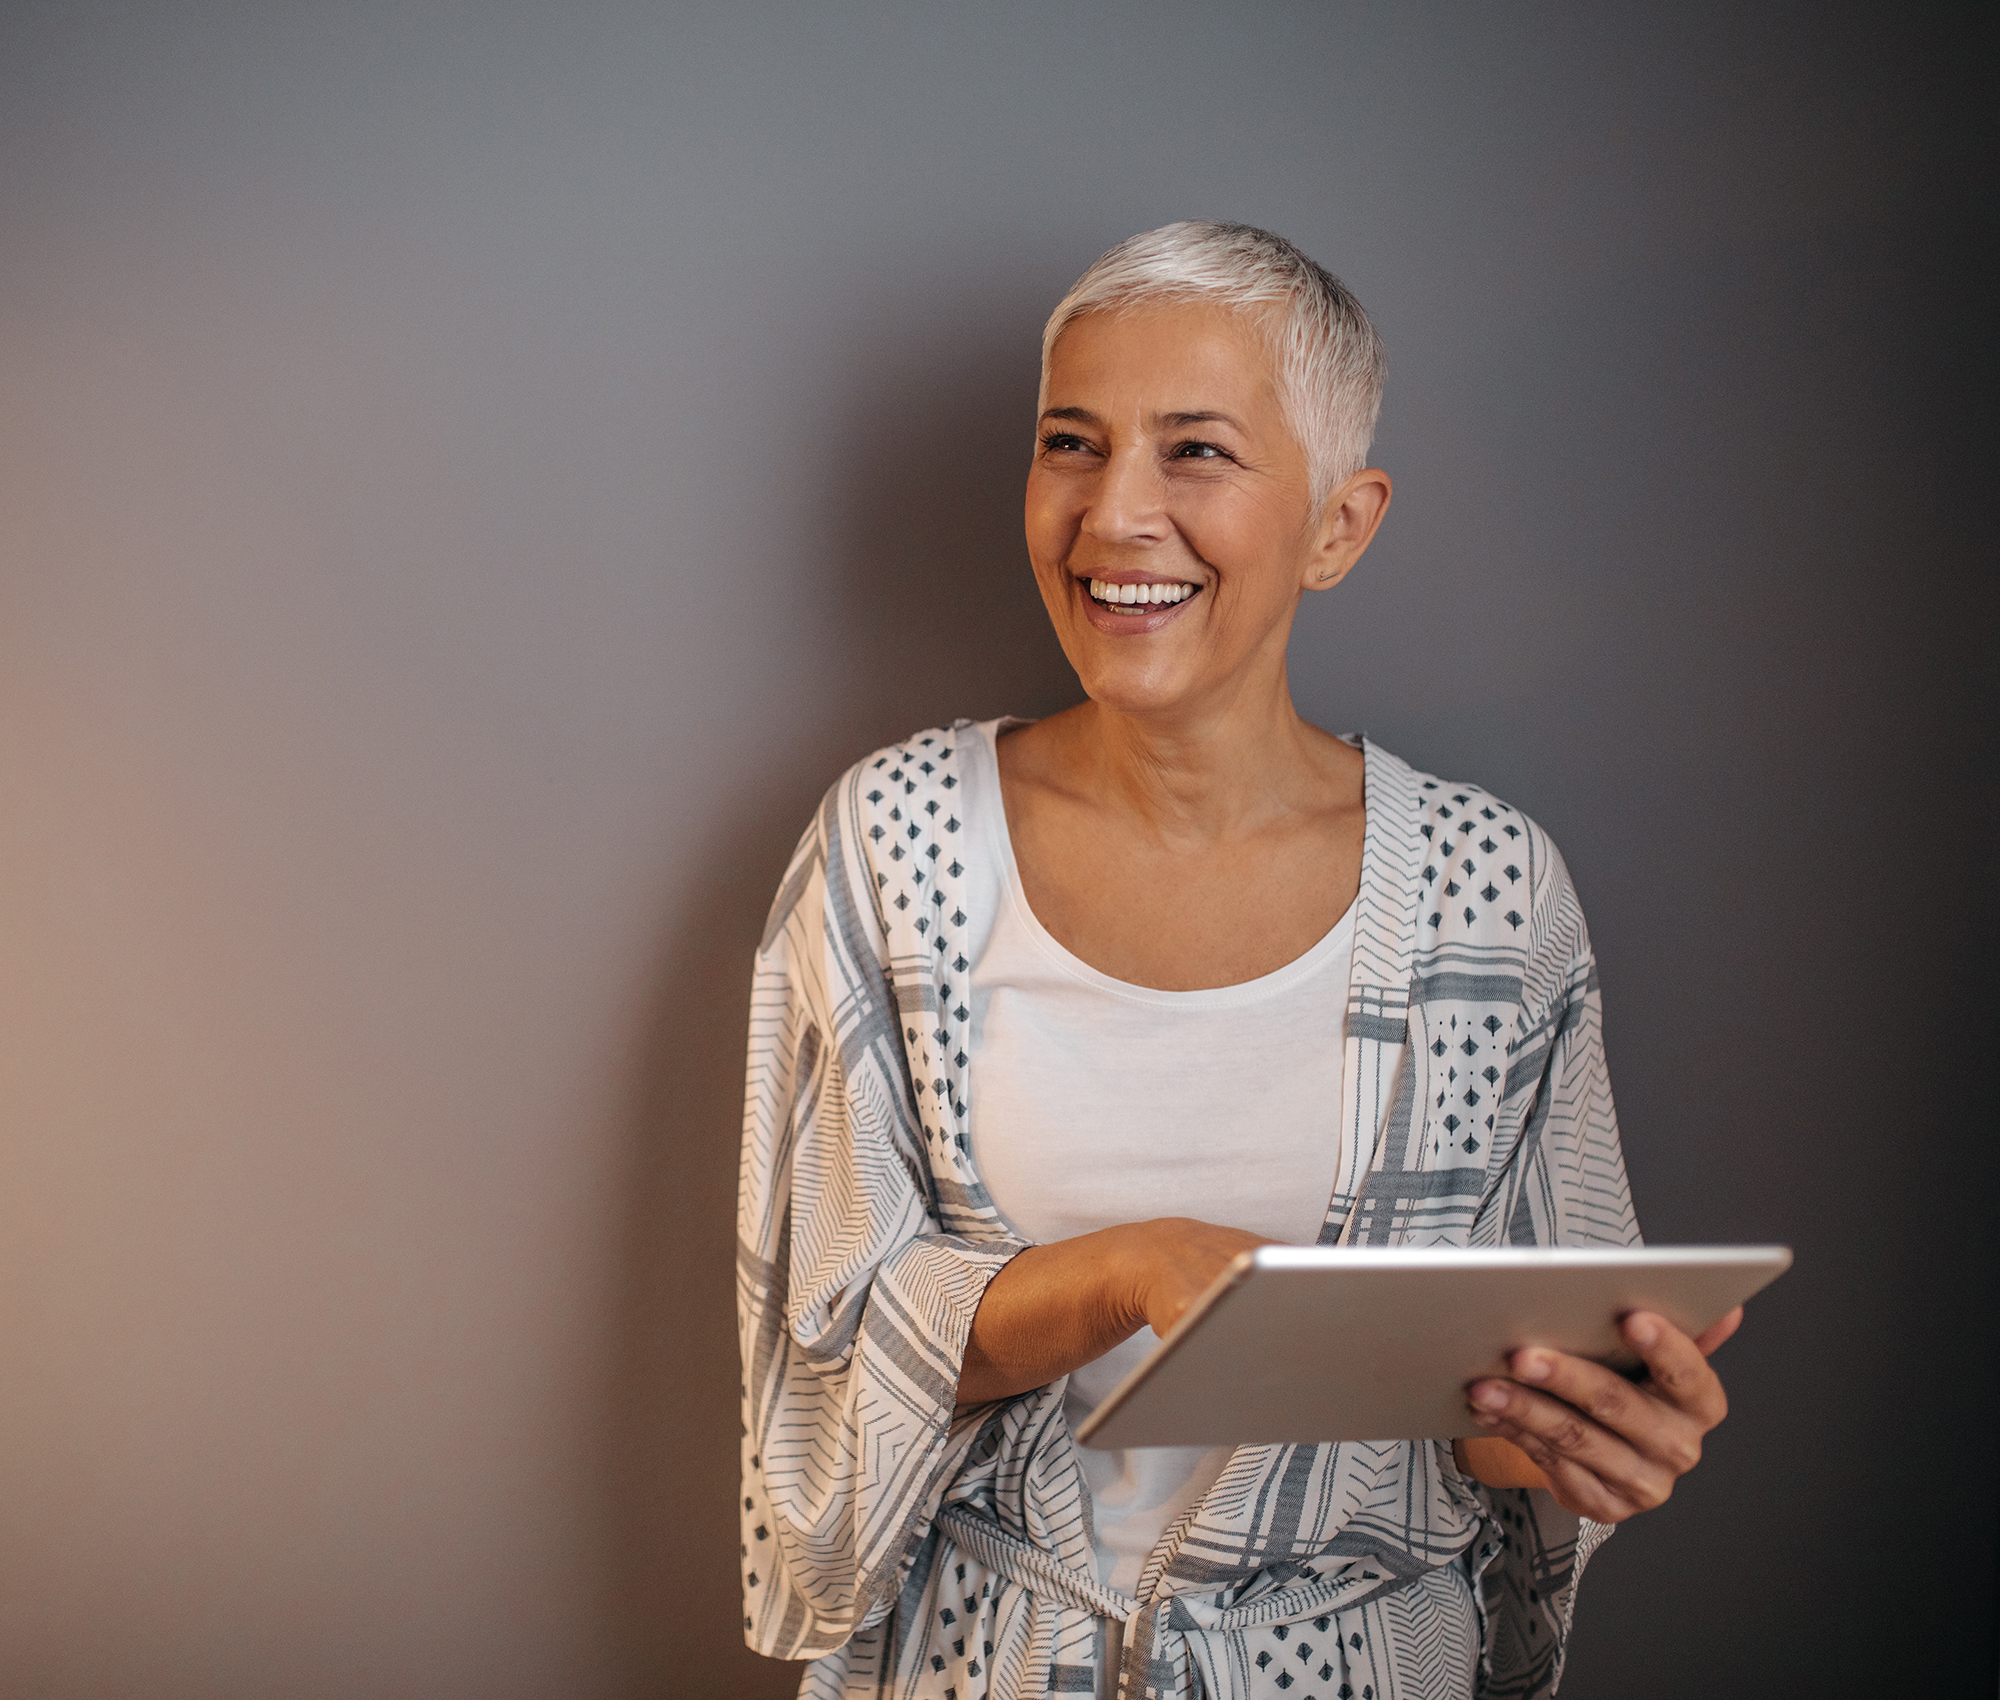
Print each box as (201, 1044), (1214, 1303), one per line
(956, 1217), (1271, 1410)
(1124, 1217), (1274, 1338)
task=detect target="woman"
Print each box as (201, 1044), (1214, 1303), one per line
(738, 223), (1734, 1700)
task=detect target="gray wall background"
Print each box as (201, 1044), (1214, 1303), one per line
(1, 4), (1990, 1696)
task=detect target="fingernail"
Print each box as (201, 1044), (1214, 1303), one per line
(1626, 1314), (1660, 1348)
(1515, 1352), (1551, 1383)
(1470, 1381), (1509, 1411)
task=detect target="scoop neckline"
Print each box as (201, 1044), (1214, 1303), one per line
(966, 718), (1359, 1009)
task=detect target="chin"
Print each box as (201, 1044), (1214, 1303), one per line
(1073, 658), (1202, 717)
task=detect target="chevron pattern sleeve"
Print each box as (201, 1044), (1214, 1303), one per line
(1464, 821), (1640, 1700)
(1495, 825), (1639, 1253)
(738, 776), (1029, 1664)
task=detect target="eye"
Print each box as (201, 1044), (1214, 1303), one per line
(1170, 440), (1229, 461)
(1038, 431), (1093, 455)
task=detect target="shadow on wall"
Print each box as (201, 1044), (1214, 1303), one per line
(598, 287), (1079, 1697)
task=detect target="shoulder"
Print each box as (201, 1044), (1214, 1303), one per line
(831, 722), (975, 812)
(768, 724), (983, 962)
(820, 722), (980, 872)
(1370, 744), (1564, 912)
(1364, 740), (1589, 988)
(759, 725), (971, 957)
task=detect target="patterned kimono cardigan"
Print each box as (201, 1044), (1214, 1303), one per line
(739, 725), (1640, 1700)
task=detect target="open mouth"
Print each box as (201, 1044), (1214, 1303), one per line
(1083, 577), (1201, 610)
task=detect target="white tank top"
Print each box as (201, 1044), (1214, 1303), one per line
(959, 720), (1351, 1593)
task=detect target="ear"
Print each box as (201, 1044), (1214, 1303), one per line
(1303, 468), (1393, 592)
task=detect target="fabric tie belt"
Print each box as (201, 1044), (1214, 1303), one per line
(935, 1505), (1424, 1700)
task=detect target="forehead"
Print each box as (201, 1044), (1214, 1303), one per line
(1045, 301), (1283, 416)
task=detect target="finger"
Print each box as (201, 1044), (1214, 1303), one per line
(1465, 1399), (1627, 1519)
(1693, 1306), (1743, 1357)
(1502, 1345), (1709, 1476)
(1465, 1380), (1673, 1519)
(1466, 1377), (1674, 1499)
(1618, 1313), (1729, 1429)
(1507, 1438), (1645, 1524)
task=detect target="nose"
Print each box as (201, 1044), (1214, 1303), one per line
(1080, 443), (1167, 546)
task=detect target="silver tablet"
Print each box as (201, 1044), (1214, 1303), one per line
(1072, 1244), (1792, 1449)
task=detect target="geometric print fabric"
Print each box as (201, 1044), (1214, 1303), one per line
(740, 724), (1639, 1700)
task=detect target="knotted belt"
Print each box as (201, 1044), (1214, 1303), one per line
(935, 1505), (1429, 1700)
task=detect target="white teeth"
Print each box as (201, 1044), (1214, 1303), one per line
(1086, 578), (1196, 608)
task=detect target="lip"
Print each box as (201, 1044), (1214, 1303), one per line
(1072, 573), (1204, 636)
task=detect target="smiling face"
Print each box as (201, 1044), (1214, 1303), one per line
(1025, 300), (1385, 723)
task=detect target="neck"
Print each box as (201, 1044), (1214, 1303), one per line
(1057, 661), (1341, 840)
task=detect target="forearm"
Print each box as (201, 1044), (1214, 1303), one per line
(956, 1225), (1149, 1408)
(957, 1219), (1557, 1493)
(956, 1216), (1269, 1409)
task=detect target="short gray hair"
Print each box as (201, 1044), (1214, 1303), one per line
(1039, 221), (1386, 506)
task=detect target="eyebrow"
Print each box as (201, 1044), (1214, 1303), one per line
(1037, 406), (1249, 431)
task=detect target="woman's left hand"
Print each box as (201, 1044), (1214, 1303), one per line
(1461, 1307), (1741, 1522)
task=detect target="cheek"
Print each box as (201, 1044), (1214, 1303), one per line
(1022, 476), (1073, 572)
(1176, 496), (1306, 605)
